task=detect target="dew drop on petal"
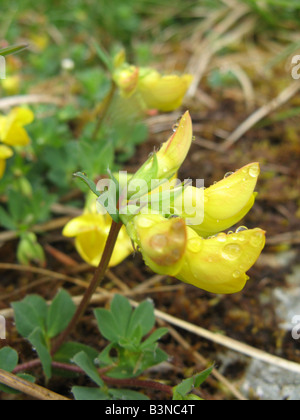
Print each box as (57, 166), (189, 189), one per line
(236, 226), (248, 233)
(249, 165), (260, 178)
(216, 233), (227, 242)
(221, 243), (242, 261)
(250, 230), (264, 247)
(233, 270), (241, 278)
(188, 237), (202, 253)
(224, 171), (234, 178)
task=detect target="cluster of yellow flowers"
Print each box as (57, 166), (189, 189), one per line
(112, 51), (193, 112)
(0, 107), (34, 179)
(64, 112), (265, 294)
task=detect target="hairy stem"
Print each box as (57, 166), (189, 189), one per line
(51, 220), (123, 355)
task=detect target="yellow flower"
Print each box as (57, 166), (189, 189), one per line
(155, 111), (193, 179)
(113, 64), (140, 98)
(138, 68), (193, 112)
(129, 214), (265, 294)
(129, 214), (187, 276)
(173, 162), (260, 237)
(0, 145), (13, 179)
(176, 225), (265, 294)
(127, 112), (193, 196)
(123, 113), (266, 294)
(0, 107), (34, 147)
(63, 197), (133, 267)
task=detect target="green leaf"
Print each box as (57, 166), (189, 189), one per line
(127, 300), (155, 338)
(110, 294), (132, 337)
(0, 207), (16, 230)
(92, 41), (113, 73)
(173, 365), (213, 400)
(0, 44), (28, 57)
(72, 351), (104, 387)
(194, 365), (214, 388)
(17, 373), (36, 384)
(94, 308), (122, 342)
(0, 348), (36, 395)
(28, 327), (52, 379)
(139, 347), (168, 374)
(97, 343), (115, 366)
(0, 347), (18, 372)
(11, 295), (47, 338)
(96, 174), (120, 223)
(140, 327), (169, 350)
(73, 172), (100, 197)
(46, 289), (76, 339)
(53, 341), (98, 364)
(72, 386), (108, 401)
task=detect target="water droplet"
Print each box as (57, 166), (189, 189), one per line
(216, 233), (227, 242)
(233, 270), (241, 278)
(236, 226), (248, 233)
(192, 135), (196, 142)
(172, 123), (179, 132)
(188, 237), (202, 253)
(250, 230), (264, 247)
(248, 164), (260, 178)
(222, 243), (242, 261)
(224, 171), (234, 178)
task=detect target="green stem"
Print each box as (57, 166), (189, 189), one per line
(91, 81), (117, 141)
(51, 220), (123, 355)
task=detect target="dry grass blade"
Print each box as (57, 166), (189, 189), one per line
(0, 369), (69, 400)
(147, 306), (300, 376)
(158, 321), (248, 400)
(0, 94), (65, 110)
(0, 216), (71, 243)
(186, 4), (252, 97)
(222, 80), (300, 150)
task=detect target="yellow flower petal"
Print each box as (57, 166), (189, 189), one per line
(0, 107), (34, 146)
(181, 163), (260, 237)
(63, 213), (132, 267)
(204, 163), (260, 220)
(130, 214), (187, 276)
(113, 64), (139, 97)
(156, 111), (193, 179)
(138, 69), (192, 112)
(125, 112), (192, 203)
(0, 145), (13, 179)
(0, 145), (13, 159)
(176, 226), (266, 294)
(191, 193), (256, 238)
